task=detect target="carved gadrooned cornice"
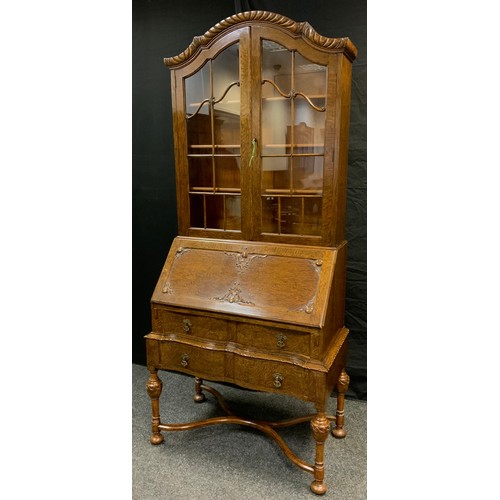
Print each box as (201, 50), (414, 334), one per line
(163, 11), (357, 67)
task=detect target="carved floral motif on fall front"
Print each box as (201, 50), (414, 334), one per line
(224, 250), (267, 273)
(213, 282), (254, 305)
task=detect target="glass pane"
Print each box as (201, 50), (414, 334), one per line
(185, 62), (210, 118)
(188, 156), (212, 189)
(187, 112), (212, 154)
(261, 157), (290, 192)
(293, 156), (323, 191)
(280, 197), (322, 236)
(293, 53), (326, 155)
(213, 42), (241, 150)
(302, 197), (322, 236)
(294, 52), (327, 97)
(215, 156), (241, 190)
(186, 68), (211, 153)
(261, 196), (279, 233)
(262, 98), (291, 155)
(205, 195), (224, 229)
(225, 195), (241, 230)
(262, 40), (292, 95)
(294, 105), (325, 154)
(189, 194), (205, 228)
(279, 197), (302, 234)
(214, 107), (240, 149)
(262, 40), (292, 155)
(213, 43), (240, 115)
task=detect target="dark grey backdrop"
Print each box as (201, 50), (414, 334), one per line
(132, 0), (366, 399)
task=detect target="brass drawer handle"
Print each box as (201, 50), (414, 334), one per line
(273, 373), (284, 389)
(183, 318), (192, 333)
(276, 333), (287, 349)
(181, 354), (190, 368)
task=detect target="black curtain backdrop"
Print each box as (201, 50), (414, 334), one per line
(132, 0), (367, 399)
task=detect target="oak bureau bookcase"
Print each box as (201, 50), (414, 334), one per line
(145, 11), (357, 495)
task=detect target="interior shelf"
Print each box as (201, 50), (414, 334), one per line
(190, 187), (241, 193)
(262, 95), (326, 101)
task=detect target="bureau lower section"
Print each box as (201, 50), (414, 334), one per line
(145, 328), (348, 404)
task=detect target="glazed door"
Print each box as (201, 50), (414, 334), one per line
(250, 26), (338, 245)
(172, 27), (252, 239)
(171, 25), (339, 245)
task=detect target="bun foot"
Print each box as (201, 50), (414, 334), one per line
(194, 377), (206, 403)
(310, 480), (327, 495)
(150, 433), (164, 445)
(194, 393), (206, 403)
(331, 427), (347, 438)
(193, 393), (207, 403)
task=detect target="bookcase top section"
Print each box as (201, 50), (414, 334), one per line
(163, 11), (358, 68)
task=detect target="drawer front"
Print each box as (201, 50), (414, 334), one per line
(236, 323), (310, 356)
(233, 356), (311, 399)
(153, 308), (230, 342)
(159, 341), (226, 379)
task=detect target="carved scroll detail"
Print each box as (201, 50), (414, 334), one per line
(175, 247), (191, 258)
(213, 282), (254, 305)
(162, 281), (173, 294)
(164, 11), (357, 67)
(296, 298), (316, 314)
(225, 250), (267, 273)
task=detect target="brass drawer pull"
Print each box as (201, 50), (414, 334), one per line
(181, 354), (190, 367)
(273, 373), (284, 389)
(183, 318), (193, 333)
(276, 333), (287, 349)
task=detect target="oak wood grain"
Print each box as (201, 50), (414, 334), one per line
(147, 11), (356, 495)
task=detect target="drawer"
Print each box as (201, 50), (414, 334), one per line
(159, 340), (226, 379)
(233, 356), (311, 399)
(153, 308), (230, 342)
(236, 323), (310, 356)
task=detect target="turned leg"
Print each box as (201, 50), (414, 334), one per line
(146, 368), (164, 445)
(193, 377), (206, 403)
(332, 369), (350, 438)
(310, 408), (330, 495)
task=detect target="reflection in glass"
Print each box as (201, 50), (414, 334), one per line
(213, 43), (240, 150)
(261, 195), (321, 236)
(280, 197), (322, 236)
(262, 39), (292, 96)
(292, 113), (325, 154)
(214, 103), (240, 149)
(294, 52), (327, 97)
(213, 43), (240, 114)
(185, 62), (210, 118)
(262, 98), (291, 155)
(224, 195), (241, 230)
(262, 196), (279, 233)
